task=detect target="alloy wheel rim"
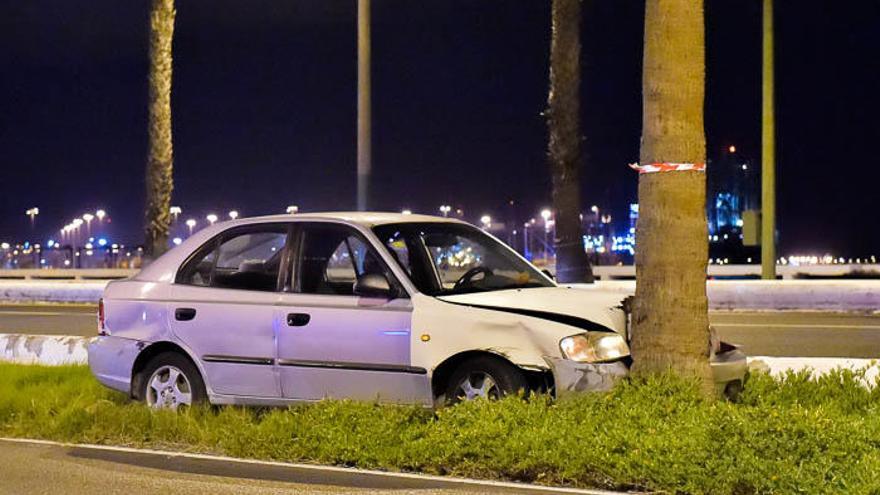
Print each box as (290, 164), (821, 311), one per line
(455, 371), (500, 401)
(146, 365), (192, 411)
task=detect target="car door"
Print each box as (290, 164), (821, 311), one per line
(170, 223), (291, 398)
(276, 222), (431, 405)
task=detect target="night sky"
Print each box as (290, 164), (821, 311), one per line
(2, 1), (878, 255)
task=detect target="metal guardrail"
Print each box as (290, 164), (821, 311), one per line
(0, 265), (877, 281)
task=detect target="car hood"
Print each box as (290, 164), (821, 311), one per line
(436, 286), (628, 335)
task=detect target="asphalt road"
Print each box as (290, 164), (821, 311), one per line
(0, 439), (601, 495)
(1, 304), (879, 358)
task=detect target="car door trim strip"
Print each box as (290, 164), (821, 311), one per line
(202, 355), (274, 365)
(276, 359), (427, 375)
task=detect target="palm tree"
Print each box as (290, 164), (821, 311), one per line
(630, 0), (714, 396)
(546, 0), (593, 283)
(144, 0), (176, 258)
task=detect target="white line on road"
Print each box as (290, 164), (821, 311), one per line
(0, 437), (629, 495)
(713, 323), (880, 329)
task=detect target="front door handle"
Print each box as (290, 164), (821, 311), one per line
(287, 313), (311, 327)
(175, 308), (197, 321)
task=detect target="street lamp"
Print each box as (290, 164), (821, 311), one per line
(206, 214), (218, 225)
(82, 213), (94, 237)
(286, 205), (299, 214)
(228, 210), (239, 220)
(185, 218), (197, 236)
(169, 206), (181, 222)
(480, 215), (492, 229)
(25, 207), (39, 229)
(439, 205), (451, 217)
(72, 218), (84, 249)
(540, 209), (553, 261)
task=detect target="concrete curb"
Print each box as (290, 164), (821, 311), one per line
(0, 280), (107, 304)
(0, 437), (632, 494)
(0, 333), (90, 365)
(748, 356), (878, 382)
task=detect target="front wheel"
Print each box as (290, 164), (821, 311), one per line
(139, 352), (207, 411)
(444, 356), (528, 405)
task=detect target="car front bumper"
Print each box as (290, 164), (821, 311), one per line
(88, 335), (142, 395)
(545, 347), (748, 398)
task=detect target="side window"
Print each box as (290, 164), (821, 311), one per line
(177, 227), (288, 292)
(296, 224), (398, 296)
(178, 246), (218, 287)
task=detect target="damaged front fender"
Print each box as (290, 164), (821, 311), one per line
(544, 356), (629, 397)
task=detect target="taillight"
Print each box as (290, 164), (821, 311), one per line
(98, 298), (107, 335)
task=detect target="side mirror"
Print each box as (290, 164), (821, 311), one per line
(353, 273), (393, 299)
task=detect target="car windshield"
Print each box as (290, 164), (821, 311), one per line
(372, 222), (554, 296)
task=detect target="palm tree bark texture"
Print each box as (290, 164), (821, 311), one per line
(144, 0), (175, 258)
(630, 0), (714, 396)
(547, 0), (593, 283)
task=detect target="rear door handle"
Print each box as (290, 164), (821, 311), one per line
(175, 308), (197, 321)
(287, 313), (310, 327)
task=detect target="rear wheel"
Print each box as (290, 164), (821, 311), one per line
(139, 352), (207, 411)
(444, 356), (528, 405)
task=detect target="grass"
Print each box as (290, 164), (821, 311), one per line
(2, 363), (880, 494)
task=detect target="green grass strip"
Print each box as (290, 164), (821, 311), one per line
(2, 363), (880, 494)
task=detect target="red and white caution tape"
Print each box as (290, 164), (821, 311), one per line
(629, 162), (706, 174)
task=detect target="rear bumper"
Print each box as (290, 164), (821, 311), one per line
(710, 348), (749, 394)
(87, 336), (142, 395)
(546, 348), (748, 398)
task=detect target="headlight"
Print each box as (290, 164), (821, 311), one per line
(559, 333), (629, 363)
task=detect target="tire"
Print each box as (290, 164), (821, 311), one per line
(444, 355), (528, 405)
(138, 352), (207, 410)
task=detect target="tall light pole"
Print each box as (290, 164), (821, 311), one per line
(185, 219), (196, 236)
(761, 0), (777, 279)
(25, 207), (39, 231)
(83, 213), (94, 238)
(357, 0), (371, 211)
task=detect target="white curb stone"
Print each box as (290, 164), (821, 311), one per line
(0, 333), (90, 365)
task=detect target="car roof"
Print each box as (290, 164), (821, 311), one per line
(230, 211), (467, 227)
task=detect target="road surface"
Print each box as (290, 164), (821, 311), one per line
(1, 304), (879, 358)
(0, 439), (602, 495)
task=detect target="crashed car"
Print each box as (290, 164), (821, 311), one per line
(89, 212), (747, 410)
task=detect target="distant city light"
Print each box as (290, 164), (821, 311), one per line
(728, 145), (736, 153)
(228, 210), (239, 220)
(480, 215), (492, 227)
(439, 205), (452, 217)
(97, 238), (108, 247)
(206, 214), (218, 225)
(96, 209), (107, 221)
(172, 237), (183, 246)
(286, 205), (299, 214)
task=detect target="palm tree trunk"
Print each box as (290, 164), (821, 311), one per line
(630, 0), (714, 396)
(144, 0), (176, 258)
(547, 0), (593, 284)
